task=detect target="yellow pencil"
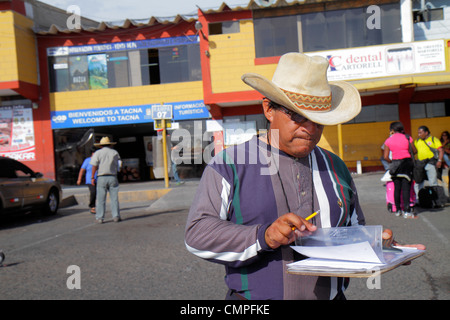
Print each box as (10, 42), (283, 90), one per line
(291, 210), (320, 230)
(305, 210), (320, 221)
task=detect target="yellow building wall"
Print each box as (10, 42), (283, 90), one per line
(50, 81), (204, 111)
(0, 11), (38, 85)
(209, 19), (276, 94)
(318, 117), (450, 170)
(0, 11), (19, 83)
(319, 122), (391, 169)
(411, 117), (449, 142)
(13, 12), (38, 85)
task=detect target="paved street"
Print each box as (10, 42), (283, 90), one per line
(0, 172), (449, 300)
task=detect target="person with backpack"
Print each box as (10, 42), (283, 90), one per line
(383, 122), (416, 218)
(414, 126), (446, 208)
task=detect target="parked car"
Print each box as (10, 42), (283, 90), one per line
(0, 157), (62, 216)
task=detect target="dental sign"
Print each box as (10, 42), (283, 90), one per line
(309, 40), (445, 81)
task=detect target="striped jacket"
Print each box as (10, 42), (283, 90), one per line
(185, 136), (365, 300)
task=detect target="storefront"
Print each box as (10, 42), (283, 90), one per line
(37, 18), (211, 184)
(51, 100), (211, 184)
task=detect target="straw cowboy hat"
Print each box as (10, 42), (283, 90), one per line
(241, 52), (361, 126)
(94, 136), (116, 146)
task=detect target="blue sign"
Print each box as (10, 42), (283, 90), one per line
(50, 100), (210, 129)
(47, 35), (199, 57)
(173, 101), (210, 120)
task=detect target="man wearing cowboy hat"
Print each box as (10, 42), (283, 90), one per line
(185, 53), (425, 300)
(90, 137), (122, 223)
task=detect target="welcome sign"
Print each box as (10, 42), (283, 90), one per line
(50, 100), (210, 129)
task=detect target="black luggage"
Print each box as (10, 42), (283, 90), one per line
(418, 186), (447, 208)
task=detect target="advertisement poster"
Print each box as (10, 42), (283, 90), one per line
(0, 104), (35, 161)
(88, 54), (108, 89)
(69, 55), (89, 90)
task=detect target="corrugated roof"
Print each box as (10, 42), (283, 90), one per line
(33, 0), (307, 35)
(198, 0), (303, 13)
(36, 15), (200, 35)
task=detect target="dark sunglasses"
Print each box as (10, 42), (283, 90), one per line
(269, 100), (322, 127)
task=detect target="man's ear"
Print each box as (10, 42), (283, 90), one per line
(262, 98), (274, 123)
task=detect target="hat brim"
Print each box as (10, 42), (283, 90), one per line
(242, 73), (361, 126)
(94, 142), (116, 146)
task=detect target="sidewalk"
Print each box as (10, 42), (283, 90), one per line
(60, 179), (200, 212)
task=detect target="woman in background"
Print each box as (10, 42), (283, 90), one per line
(440, 131), (450, 168)
(384, 122), (417, 218)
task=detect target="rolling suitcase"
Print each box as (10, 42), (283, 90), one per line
(386, 181), (416, 212)
(418, 186), (447, 208)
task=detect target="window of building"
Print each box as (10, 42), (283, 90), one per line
(410, 101), (449, 118)
(140, 49), (161, 85)
(254, 3), (402, 58)
(107, 52), (130, 88)
(413, 7), (444, 22)
(49, 56), (70, 92)
(347, 104), (399, 123)
(139, 45), (201, 85)
(48, 41), (201, 92)
(412, 0), (446, 22)
(159, 45), (202, 83)
(254, 14), (299, 58)
(209, 21), (240, 35)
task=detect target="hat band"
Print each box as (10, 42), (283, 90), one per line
(281, 88), (332, 111)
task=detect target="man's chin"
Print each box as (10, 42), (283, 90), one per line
(283, 144), (315, 158)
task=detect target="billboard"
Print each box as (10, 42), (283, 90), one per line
(310, 40), (446, 81)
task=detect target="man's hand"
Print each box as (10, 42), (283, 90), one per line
(265, 213), (317, 249)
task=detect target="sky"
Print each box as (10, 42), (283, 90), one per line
(38, 0), (251, 21)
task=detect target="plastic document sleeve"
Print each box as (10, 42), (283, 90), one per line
(287, 225), (425, 278)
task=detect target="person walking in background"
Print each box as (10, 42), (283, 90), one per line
(171, 144), (184, 185)
(383, 122), (416, 218)
(77, 146), (97, 214)
(90, 137), (122, 223)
